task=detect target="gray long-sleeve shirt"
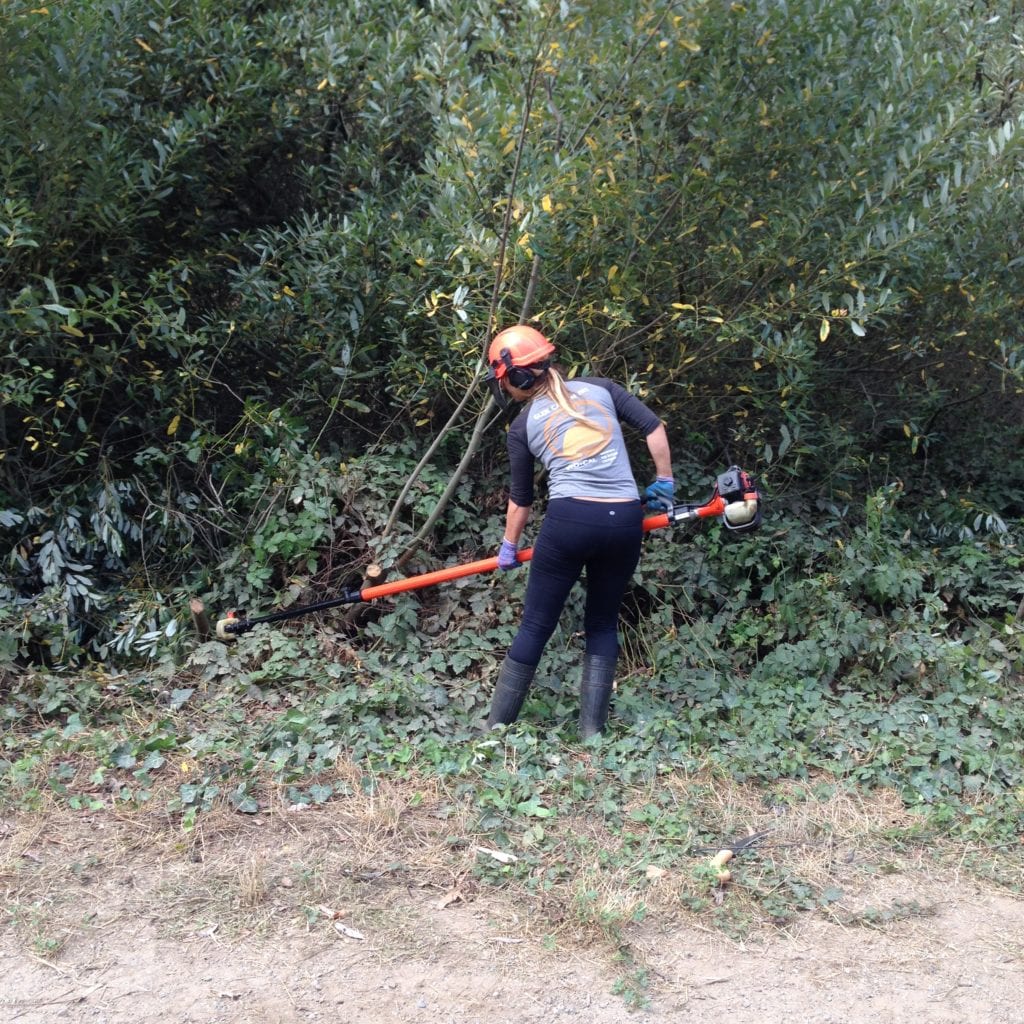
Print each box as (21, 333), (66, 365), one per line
(506, 378), (662, 506)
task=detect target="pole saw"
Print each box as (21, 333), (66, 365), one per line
(213, 466), (762, 640)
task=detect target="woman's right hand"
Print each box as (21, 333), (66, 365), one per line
(644, 476), (675, 512)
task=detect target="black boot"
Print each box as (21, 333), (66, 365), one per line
(486, 656), (536, 728)
(579, 653), (617, 739)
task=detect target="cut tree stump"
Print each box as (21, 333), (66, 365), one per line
(189, 598), (211, 641)
(342, 564), (387, 629)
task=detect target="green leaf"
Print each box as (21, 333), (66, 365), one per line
(169, 687), (194, 710)
(515, 798), (555, 818)
(231, 792), (260, 814)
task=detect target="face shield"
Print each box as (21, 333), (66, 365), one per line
(486, 368), (510, 409)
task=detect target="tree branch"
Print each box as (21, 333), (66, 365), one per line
(381, 59), (544, 567)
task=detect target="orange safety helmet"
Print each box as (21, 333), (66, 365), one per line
(487, 325), (555, 382)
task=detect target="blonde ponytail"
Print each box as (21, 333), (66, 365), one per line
(536, 369), (601, 430)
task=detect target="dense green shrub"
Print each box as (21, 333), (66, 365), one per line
(2, 0), (1022, 665)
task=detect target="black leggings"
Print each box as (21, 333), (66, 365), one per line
(508, 498), (644, 666)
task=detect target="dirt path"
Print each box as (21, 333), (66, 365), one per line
(3, 883), (1022, 1024)
(2, 803), (1022, 1023)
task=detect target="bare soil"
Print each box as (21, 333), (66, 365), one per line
(2, 786), (1022, 1024)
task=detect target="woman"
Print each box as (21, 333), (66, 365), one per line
(485, 324), (674, 738)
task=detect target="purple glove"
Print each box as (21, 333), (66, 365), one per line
(497, 538), (520, 571)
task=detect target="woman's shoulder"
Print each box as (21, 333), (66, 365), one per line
(567, 376), (624, 399)
(508, 405), (532, 436)
(567, 375), (618, 390)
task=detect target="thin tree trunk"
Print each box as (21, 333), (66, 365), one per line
(380, 58), (543, 564)
(394, 254), (542, 570)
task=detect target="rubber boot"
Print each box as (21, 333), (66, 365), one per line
(486, 656), (536, 728)
(579, 653), (617, 739)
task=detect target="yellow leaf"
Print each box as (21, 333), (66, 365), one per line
(707, 316), (724, 323)
(59, 324), (85, 337)
(317, 78), (329, 91)
(679, 38), (701, 52)
(607, 265), (618, 281)
(502, 138), (516, 155)
(135, 37), (153, 53)
(819, 318), (831, 342)
(753, 360), (762, 370)
(749, 219), (764, 228)
(167, 414), (181, 436)
(541, 194), (553, 213)
(282, 285), (296, 297)
(672, 303), (695, 311)
(903, 423), (912, 438)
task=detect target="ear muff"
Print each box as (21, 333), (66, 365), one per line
(506, 363), (547, 390)
(495, 348), (549, 390)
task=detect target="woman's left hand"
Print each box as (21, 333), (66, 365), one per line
(497, 538), (520, 571)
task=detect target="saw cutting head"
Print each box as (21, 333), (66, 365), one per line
(214, 611), (249, 641)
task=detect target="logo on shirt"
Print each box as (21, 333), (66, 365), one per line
(540, 399), (614, 462)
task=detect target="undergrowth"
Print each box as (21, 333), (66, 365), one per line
(2, 493), (1023, 955)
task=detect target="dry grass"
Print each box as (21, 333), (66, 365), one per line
(3, 756), (1021, 1024)
(1, 765), (1020, 973)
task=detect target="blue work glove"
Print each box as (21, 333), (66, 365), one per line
(644, 476), (675, 512)
(497, 537), (520, 571)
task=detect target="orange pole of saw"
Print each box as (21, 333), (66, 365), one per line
(357, 496), (726, 602)
(215, 494), (730, 637)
